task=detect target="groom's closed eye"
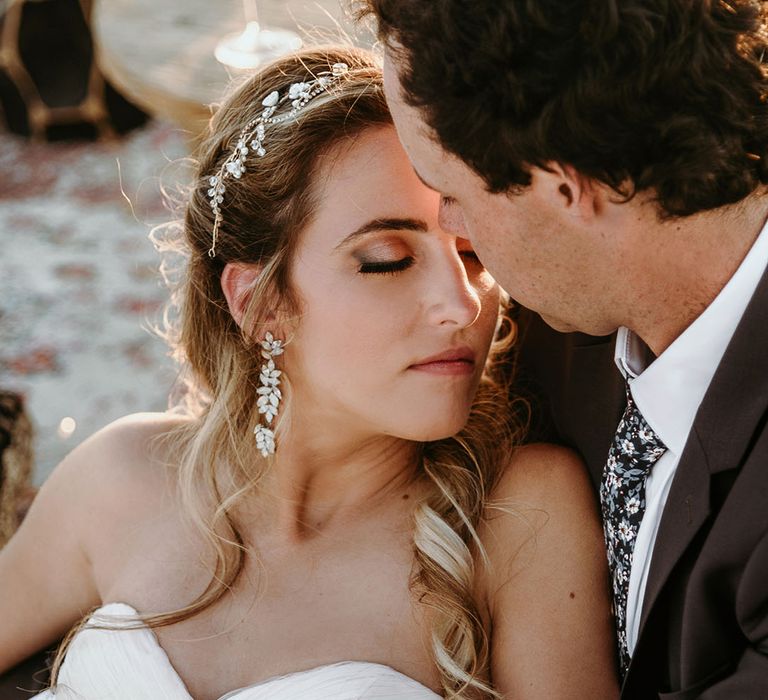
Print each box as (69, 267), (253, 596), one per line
(456, 237), (480, 264)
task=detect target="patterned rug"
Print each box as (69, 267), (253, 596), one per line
(0, 121), (190, 484)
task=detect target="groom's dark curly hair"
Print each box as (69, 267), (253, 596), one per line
(358, 0), (768, 217)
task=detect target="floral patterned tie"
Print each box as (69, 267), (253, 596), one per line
(600, 383), (667, 677)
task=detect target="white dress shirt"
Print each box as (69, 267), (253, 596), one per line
(614, 216), (768, 655)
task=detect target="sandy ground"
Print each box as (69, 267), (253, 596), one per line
(0, 121), (190, 484)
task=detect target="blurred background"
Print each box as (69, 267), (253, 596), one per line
(0, 0), (373, 518)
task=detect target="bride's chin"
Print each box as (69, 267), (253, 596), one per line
(395, 415), (471, 443)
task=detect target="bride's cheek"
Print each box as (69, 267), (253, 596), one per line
(480, 280), (501, 308)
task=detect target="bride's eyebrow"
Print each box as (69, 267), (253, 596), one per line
(335, 217), (428, 249)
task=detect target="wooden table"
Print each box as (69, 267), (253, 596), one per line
(92, 0), (375, 138)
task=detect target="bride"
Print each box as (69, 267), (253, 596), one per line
(0, 47), (618, 699)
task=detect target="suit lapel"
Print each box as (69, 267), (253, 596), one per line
(636, 431), (710, 635)
(635, 260), (768, 640)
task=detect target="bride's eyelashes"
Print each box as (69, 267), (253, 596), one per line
(357, 252), (479, 277)
(358, 256), (415, 275)
(351, 236), (480, 276)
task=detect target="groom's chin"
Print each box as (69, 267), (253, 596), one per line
(537, 313), (579, 333)
(538, 312), (619, 338)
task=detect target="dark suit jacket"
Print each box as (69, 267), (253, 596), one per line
(516, 262), (768, 698)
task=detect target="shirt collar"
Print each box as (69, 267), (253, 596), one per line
(614, 216), (768, 456)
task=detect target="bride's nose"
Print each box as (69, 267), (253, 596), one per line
(424, 249), (482, 328)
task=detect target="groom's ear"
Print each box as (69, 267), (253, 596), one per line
(538, 162), (606, 223)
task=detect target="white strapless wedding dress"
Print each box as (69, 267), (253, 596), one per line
(32, 603), (441, 699)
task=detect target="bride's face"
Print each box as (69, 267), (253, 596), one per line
(285, 126), (501, 442)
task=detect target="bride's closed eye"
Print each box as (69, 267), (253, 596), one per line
(354, 238), (415, 276)
(358, 257), (415, 275)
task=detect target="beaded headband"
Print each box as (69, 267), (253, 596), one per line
(206, 62), (350, 258)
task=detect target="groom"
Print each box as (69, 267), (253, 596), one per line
(361, 0), (768, 697)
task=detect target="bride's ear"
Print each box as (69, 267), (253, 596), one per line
(221, 262), (261, 329)
(221, 263), (291, 337)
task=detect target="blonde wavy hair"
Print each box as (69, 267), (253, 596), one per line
(52, 46), (528, 699)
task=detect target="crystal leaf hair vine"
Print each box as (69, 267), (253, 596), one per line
(206, 62), (350, 258)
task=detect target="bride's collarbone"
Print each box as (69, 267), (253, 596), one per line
(89, 471), (441, 698)
(99, 528), (436, 700)
(138, 569), (435, 700)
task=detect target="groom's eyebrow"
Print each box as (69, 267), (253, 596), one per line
(336, 217), (428, 248)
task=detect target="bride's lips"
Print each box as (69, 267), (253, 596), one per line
(408, 347), (476, 375)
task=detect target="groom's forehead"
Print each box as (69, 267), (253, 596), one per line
(381, 48), (410, 114)
(383, 58), (439, 154)
(382, 47), (485, 197)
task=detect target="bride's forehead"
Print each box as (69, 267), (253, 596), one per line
(317, 126), (405, 183)
(295, 130), (438, 248)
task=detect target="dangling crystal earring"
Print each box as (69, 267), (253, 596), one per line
(254, 332), (284, 457)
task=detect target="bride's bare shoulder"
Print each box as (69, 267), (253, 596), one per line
(79, 411), (192, 465)
(478, 451), (618, 697)
(491, 442), (594, 508)
(478, 442), (602, 581)
(39, 411), (194, 519)
(4, 412), (199, 611)
(63, 410), (191, 473)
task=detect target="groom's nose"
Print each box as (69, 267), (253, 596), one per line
(438, 196), (468, 238)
